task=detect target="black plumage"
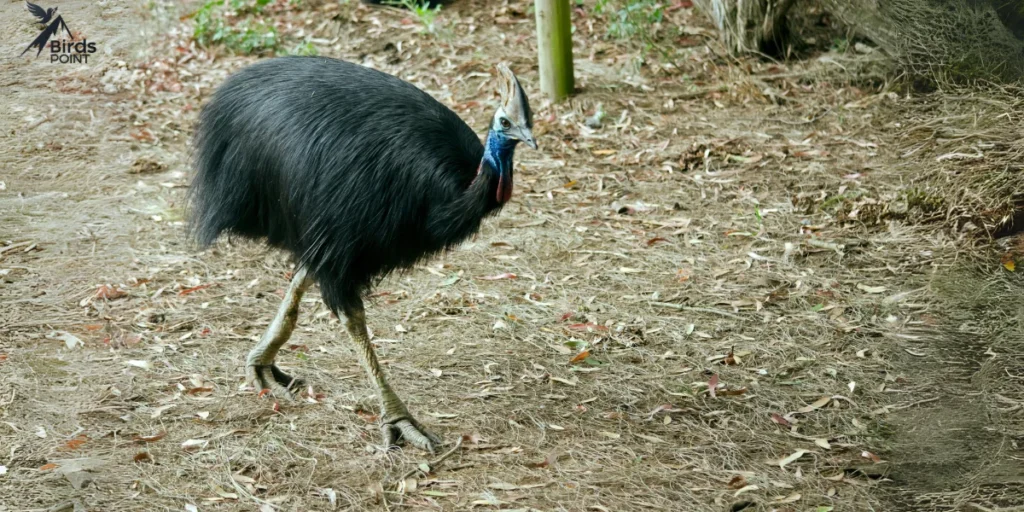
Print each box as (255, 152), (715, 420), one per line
(190, 57), (501, 313)
(190, 56), (535, 452)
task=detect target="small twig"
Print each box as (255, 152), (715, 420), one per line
(227, 471), (277, 509)
(806, 238), (845, 255)
(967, 504), (1024, 512)
(648, 302), (746, 321)
(670, 84), (730, 100)
(391, 436), (464, 484)
(571, 250), (631, 259)
(0, 241), (33, 258)
(775, 107), (834, 126)
(888, 397), (940, 411)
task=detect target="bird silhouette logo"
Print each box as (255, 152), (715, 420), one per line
(22, 1), (74, 57)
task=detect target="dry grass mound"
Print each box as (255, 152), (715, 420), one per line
(882, 84), (1024, 240)
(825, 0), (1024, 83)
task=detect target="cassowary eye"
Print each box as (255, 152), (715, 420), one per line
(500, 118), (512, 130)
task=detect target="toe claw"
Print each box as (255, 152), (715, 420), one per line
(246, 364), (304, 400)
(270, 364), (304, 391)
(382, 417), (441, 454)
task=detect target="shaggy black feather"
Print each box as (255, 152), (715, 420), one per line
(189, 56), (504, 312)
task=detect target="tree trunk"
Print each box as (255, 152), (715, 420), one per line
(534, 0), (575, 101)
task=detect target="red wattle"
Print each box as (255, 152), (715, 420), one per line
(496, 173), (513, 204)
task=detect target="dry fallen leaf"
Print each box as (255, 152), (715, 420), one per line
(125, 360), (152, 370)
(856, 283), (887, 294)
(62, 435), (88, 451)
(771, 492), (802, 504)
(733, 484), (759, 497)
(398, 477), (418, 494)
(178, 283), (212, 296)
(150, 404), (175, 419)
(718, 387), (748, 396)
(478, 272), (517, 280)
(134, 431), (167, 443)
(569, 350), (591, 364)
(320, 488), (338, 507)
(815, 438), (832, 450)
(727, 475), (747, 489)
(798, 396), (831, 413)
(355, 409), (379, 423)
(92, 284), (128, 301)
(770, 413), (792, 428)
(777, 449), (808, 468)
(1001, 254), (1016, 272)
(181, 439), (208, 452)
(48, 331), (83, 350)
(527, 452), (557, 469)
(861, 450), (882, 463)
(635, 433), (665, 444)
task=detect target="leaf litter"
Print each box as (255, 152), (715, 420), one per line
(0, 0), (1010, 510)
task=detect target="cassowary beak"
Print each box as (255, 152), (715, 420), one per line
(521, 128), (538, 150)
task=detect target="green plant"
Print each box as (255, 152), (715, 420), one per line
(191, 0), (281, 55)
(386, 0), (443, 35)
(831, 37), (850, 53)
(289, 41), (318, 56)
(593, 0), (681, 69)
(594, 0), (664, 39)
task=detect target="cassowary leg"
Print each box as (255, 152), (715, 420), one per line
(246, 268), (314, 398)
(342, 300), (442, 453)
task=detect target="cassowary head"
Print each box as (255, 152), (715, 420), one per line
(492, 63), (537, 150)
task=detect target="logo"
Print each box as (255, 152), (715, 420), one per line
(21, 1), (97, 63)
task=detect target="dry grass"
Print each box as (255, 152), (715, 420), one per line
(884, 83), (1024, 239)
(1, 1), (1022, 511)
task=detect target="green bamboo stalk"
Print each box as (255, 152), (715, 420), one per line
(534, 0), (574, 101)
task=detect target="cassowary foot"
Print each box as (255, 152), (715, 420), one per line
(247, 364), (304, 399)
(381, 414), (442, 454)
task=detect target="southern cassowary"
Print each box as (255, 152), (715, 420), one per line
(188, 57), (536, 452)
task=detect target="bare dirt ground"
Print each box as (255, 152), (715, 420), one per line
(1, 1), (1022, 511)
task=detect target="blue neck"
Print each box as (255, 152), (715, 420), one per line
(482, 129), (517, 176)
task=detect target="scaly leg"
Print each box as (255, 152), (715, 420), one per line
(342, 299), (441, 453)
(246, 268), (313, 398)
